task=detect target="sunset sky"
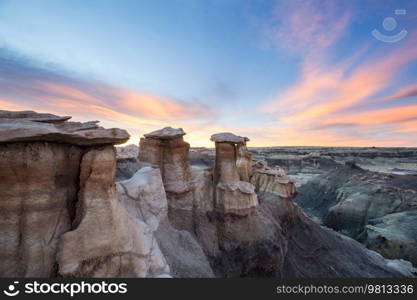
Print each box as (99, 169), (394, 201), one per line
(1, 0), (417, 147)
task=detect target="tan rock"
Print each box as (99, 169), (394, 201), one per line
(138, 128), (194, 231)
(57, 146), (169, 277)
(0, 142), (82, 277)
(211, 132), (258, 216)
(236, 142), (252, 182)
(250, 160), (297, 198)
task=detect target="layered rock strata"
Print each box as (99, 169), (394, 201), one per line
(250, 160), (297, 199)
(0, 111), (167, 277)
(295, 162), (417, 266)
(138, 127), (194, 231)
(210, 133), (258, 216)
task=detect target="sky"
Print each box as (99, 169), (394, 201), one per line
(0, 0), (417, 147)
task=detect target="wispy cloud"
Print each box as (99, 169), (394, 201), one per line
(258, 0), (417, 146)
(264, 0), (352, 56)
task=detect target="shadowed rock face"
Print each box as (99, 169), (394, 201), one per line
(295, 162), (417, 266)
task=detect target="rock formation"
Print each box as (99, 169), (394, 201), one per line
(115, 144), (140, 181)
(1, 110), (416, 278)
(250, 160), (297, 199)
(0, 110), (129, 145)
(295, 162), (417, 266)
(0, 111), (167, 277)
(138, 127), (194, 231)
(211, 133), (258, 216)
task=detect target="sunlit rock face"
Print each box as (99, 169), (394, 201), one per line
(138, 127), (194, 231)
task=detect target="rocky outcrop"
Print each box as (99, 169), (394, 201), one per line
(0, 142), (82, 277)
(138, 127), (194, 231)
(0, 110), (168, 278)
(295, 162), (417, 266)
(359, 211), (417, 265)
(250, 160), (296, 199)
(0, 110), (129, 145)
(1, 111), (416, 278)
(236, 142), (252, 182)
(211, 133), (258, 216)
(58, 147), (169, 277)
(117, 167), (213, 277)
(115, 144), (140, 181)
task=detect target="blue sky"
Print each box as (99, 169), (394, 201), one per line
(1, 0), (417, 146)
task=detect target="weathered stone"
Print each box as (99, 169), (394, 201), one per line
(0, 110), (129, 145)
(144, 127), (185, 140)
(139, 128), (194, 232)
(236, 143), (252, 181)
(117, 167), (168, 232)
(251, 160), (297, 198)
(0, 142), (82, 277)
(117, 166), (214, 277)
(57, 146), (169, 277)
(211, 133), (259, 216)
(210, 132), (248, 144)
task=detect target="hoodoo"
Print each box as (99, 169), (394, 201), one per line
(210, 133), (258, 216)
(0, 111), (168, 277)
(138, 127), (195, 231)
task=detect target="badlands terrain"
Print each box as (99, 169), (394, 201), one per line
(0, 110), (416, 278)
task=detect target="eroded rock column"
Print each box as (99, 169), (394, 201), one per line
(138, 127), (194, 231)
(211, 133), (258, 216)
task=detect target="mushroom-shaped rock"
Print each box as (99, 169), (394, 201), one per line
(139, 127), (194, 231)
(211, 132), (258, 216)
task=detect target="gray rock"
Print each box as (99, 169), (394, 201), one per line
(359, 211), (417, 265)
(144, 127), (185, 140)
(0, 110), (129, 145)
(295, 164), (417, 266)
(210, 132), (249, 144)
